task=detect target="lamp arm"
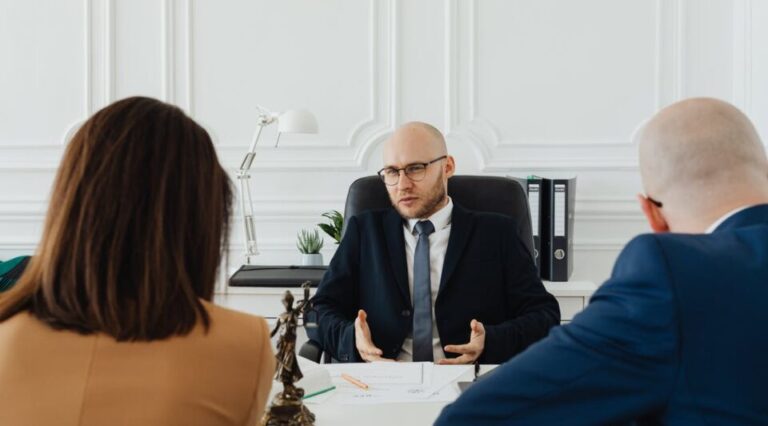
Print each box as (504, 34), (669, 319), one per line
(236, 106), (306, 265)
(238, 122), (267, 264)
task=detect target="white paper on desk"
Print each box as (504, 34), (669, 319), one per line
(426, 365), (472, 394)
(324, 361), (426, 385)
(323, 363), (471, 405)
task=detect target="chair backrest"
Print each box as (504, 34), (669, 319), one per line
(341, 175), (534, 257)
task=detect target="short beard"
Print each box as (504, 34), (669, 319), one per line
(395, 173), (447, 220)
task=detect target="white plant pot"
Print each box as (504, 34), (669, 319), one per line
(300, 253), (323, 266)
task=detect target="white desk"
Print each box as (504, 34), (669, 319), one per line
(221, 283), (597, 424)
(273, 365), (499, 426)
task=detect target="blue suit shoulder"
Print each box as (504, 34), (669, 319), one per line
(614, 230), (741, 277)
(610, 233), (669, 278)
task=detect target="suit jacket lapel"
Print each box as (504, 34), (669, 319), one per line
(384, 209), (411, 307)
(439, 203), (473, 295)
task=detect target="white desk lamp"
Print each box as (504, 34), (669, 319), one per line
(238, 106), (318, 264)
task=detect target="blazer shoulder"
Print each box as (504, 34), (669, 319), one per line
(347, 208), (399, 232)
(471, 210), (518, 227)
(610, 233), (676, 283)
(462, 209), (524, 244)
(627, 231), (726, 259)
(350, 208), (394, 222)
(615, 233), (667, 263)
(202, 301), (271, 346)
(451, 203), (516, 226)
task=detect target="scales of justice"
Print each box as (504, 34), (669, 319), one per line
(261, 281), (318, 426)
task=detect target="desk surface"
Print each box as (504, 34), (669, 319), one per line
(308, 401), (450, 426)
(274, 365), (497, 426)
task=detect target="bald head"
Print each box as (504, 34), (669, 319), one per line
(383, 122), (447, 162)
(638, 98), (768, 208)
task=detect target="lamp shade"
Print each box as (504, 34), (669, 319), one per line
(277, 109), (318, 134)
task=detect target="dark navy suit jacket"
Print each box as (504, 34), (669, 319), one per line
(310, 203), (560, 363)
(436, 204), (768, 425)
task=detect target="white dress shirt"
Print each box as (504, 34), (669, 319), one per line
(397, 197), (453, 362)
(705, 205), (754, 234)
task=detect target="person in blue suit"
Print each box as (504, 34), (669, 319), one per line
(436, 98), (768, 425)
(311, 122), (560, 364)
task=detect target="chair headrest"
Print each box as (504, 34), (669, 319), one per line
(342, 175), (534, 256)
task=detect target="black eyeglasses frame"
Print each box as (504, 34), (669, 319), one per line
(377, 155), (447, 186)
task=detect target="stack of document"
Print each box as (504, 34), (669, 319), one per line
(306, 362), (472, 405)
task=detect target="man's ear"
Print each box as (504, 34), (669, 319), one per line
(444, 155), (456, 178)
(637, 193), (670, 233)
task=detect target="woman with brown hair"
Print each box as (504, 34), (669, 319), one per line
(0, 97), (274, 425)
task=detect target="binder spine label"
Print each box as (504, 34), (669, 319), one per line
(554, 184), (567, 237)
(528, 183), (540, 237)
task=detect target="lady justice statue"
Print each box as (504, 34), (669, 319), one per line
(261, 282), (316, 426)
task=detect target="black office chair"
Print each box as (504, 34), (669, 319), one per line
(300, 175), (534, 363)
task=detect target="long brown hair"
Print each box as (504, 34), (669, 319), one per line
(0, 97), (232, 341)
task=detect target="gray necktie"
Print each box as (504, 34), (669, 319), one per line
(413, 220), (435, 362)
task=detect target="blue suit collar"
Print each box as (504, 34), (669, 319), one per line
(713, 203), (768, 232)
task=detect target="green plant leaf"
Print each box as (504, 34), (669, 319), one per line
(318, 210), (344, 244)
(297, 228), (324, 254)
(318, 223), (335, 237)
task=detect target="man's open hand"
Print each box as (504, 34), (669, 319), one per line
(355, 309), (395, 362)
(438, 319), (485, 364)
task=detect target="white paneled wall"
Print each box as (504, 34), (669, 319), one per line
(1, 0), (767, 290)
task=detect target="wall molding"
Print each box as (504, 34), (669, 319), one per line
(657, 0), (685, 106)
(1, 0), (395, 172)
(86, 0), (115, 114)
(161, 0), (174, 103)
(0, 195), (643, 222)
(202, 0), (400, 172)
(732, 0), (753, 114)
(445, 0), (683, 171)
(160, 0), (193, 112)
(3, 1), (754, 284)
(0, 239), (629, 255)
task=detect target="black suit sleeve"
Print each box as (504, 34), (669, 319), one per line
(309, 215), (362, 362)
(481, 219), (561, 363)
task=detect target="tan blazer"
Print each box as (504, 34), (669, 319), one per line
(0, 301), (275, 426)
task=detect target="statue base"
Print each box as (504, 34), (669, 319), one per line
(260, 390), (315, 426)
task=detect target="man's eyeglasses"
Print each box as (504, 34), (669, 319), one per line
(377, 155), (447, 186)
(646, 195), (663, 208)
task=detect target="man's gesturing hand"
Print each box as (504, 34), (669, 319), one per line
(354, 309), (394, 362)
(438, 319), (485, 365)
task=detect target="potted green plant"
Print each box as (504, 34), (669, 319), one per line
(296, 229), (324, 266)
(318, 210), (344, 245)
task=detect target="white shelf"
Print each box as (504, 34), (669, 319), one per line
(215, 281), (597, 322)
